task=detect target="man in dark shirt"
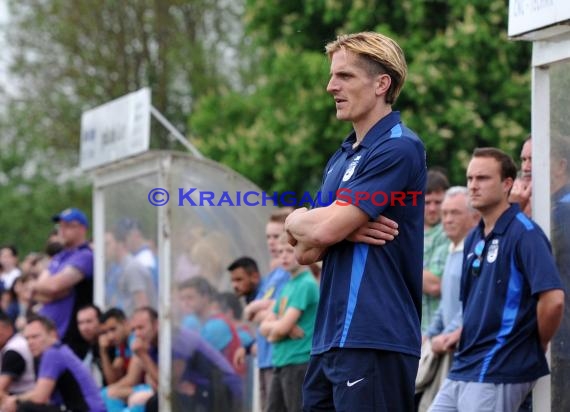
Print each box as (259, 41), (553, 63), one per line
(430, 148), (565, 411)
(76, 304), (106, 387)
(98, 308), (131, 385)
(286, 32), (425, 411)
(227, 256), (262, 304)
(102, 307), (158, 411)
(3, 315), (105, 412)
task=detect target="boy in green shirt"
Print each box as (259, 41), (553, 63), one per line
(260, 234), (319, 412)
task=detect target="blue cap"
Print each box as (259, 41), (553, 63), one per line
(52, 208), (89, 227)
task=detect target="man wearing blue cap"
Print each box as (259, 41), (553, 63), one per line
(29, 208), (94, 357)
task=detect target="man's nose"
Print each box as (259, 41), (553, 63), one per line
(327, 77), (338, 93)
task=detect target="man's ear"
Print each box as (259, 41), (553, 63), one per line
(503, 177), (514, 195)
(375, 74), (391, 97)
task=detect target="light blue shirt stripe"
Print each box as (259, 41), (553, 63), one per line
(478, 257), (523, 381)
(560, 193), (570, 203)
(516, 212), (534, 231)
(390, 123), (402, 138)
(339, 243), (369, 346)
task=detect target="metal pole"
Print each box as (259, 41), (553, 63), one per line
(150, 105), (204, 158)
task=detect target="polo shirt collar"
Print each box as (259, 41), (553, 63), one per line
(340, 111), (402, 152)
(477, 203), (521, 237)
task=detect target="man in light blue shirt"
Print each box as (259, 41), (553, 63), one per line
(426, 187), (479, 346)
(417, 187), (479, 409)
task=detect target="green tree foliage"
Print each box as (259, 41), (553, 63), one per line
(0, 0), (241, 253)
(191, 0), (532, 194)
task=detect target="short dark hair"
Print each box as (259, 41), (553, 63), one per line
(227, 257), (259, 274)
(216, 292), (244, 320)
(77, 304), (102, 320)
(27, 314), (57, 333)
(114, 217), (145, 243)
(472, 148), (517, 181)
(179, 276), (216, 299)
(133, 306), (158, 322)
(426, 170), (450, 194)
(0, 310), (14, 328)
(0, 245), (18, 258)
(101, 307), (127, 323)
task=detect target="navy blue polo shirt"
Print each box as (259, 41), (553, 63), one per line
(448, 204), (564, 383)
(312, 111), (426, 357)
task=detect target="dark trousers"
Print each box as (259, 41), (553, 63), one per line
(266, 363), (309, 412)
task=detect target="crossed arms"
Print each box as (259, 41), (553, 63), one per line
(285, 202), (398, 265)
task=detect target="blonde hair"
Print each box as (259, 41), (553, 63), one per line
(325, 32), (407, 104)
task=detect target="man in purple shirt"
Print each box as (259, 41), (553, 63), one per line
(30, 208), (94, 357)
(2, 315), (105, 412)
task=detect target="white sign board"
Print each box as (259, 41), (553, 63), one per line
(80, 88), (151, 170)
(509, 0), (570, 38)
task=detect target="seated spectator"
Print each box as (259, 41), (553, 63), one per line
(0, 311), (35, 399)
(105, 230), (156, 317)
(177, 277), (243, 374)
(101, 307), (158, 412)
(98, 308), (132, 385)
(2, 315), (105, 412)
(0, 245), (22, 293)
(145, 327), (243, 412)
(216, 292), (254, 351)
(76, 304), (106, 387)
(4, 274), (34, 330)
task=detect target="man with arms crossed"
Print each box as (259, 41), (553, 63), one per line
(286, 32), (426, 411)
(30, 208), (94, 357)
(429, 148), (565, 411)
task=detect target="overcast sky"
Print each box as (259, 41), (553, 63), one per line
(0, 0), (10, 94)
(0, 0), (16, 105)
